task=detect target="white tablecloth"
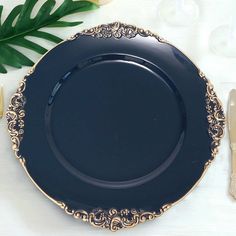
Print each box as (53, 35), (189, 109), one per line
(1, 0), (236, 235)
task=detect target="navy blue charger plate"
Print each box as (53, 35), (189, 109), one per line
(6, 22), (225, 231)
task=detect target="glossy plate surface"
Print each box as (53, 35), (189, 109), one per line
(6, 22), (225, 231)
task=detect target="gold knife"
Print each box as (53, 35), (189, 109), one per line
(0, 85), (3, 119)
(228, 89), (236, 199)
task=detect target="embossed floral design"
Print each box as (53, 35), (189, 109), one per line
(55, 202), (171, 232)
(199, 72), (225, 165)
(6, 78), (26, 161)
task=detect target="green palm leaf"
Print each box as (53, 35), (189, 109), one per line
(0, 0), (98, 73)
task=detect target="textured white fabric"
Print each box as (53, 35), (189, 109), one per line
(0, 0), (236, 235)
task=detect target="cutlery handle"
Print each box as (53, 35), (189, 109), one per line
(230, 146), (236, 199)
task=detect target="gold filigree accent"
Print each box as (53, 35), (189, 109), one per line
(201, 74), (225, 159)
(6, 78), (26, 160)
(81, 22), (163, 42)
(6, 22), (225, 231)
(55, 206), (162, 232)
(56, 203), (172, 232)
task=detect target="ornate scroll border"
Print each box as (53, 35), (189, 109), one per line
(6, 22), (225, 231)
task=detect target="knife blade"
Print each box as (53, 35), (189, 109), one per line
(228, 89), (236, 199)
(0, 86), (3, 119)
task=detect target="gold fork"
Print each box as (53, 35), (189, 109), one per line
(228, 89), (236, 199)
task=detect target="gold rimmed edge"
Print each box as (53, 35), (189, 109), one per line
(5, 22), (225, 231)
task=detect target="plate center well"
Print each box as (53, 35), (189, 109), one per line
(45, 54), (186, 189)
